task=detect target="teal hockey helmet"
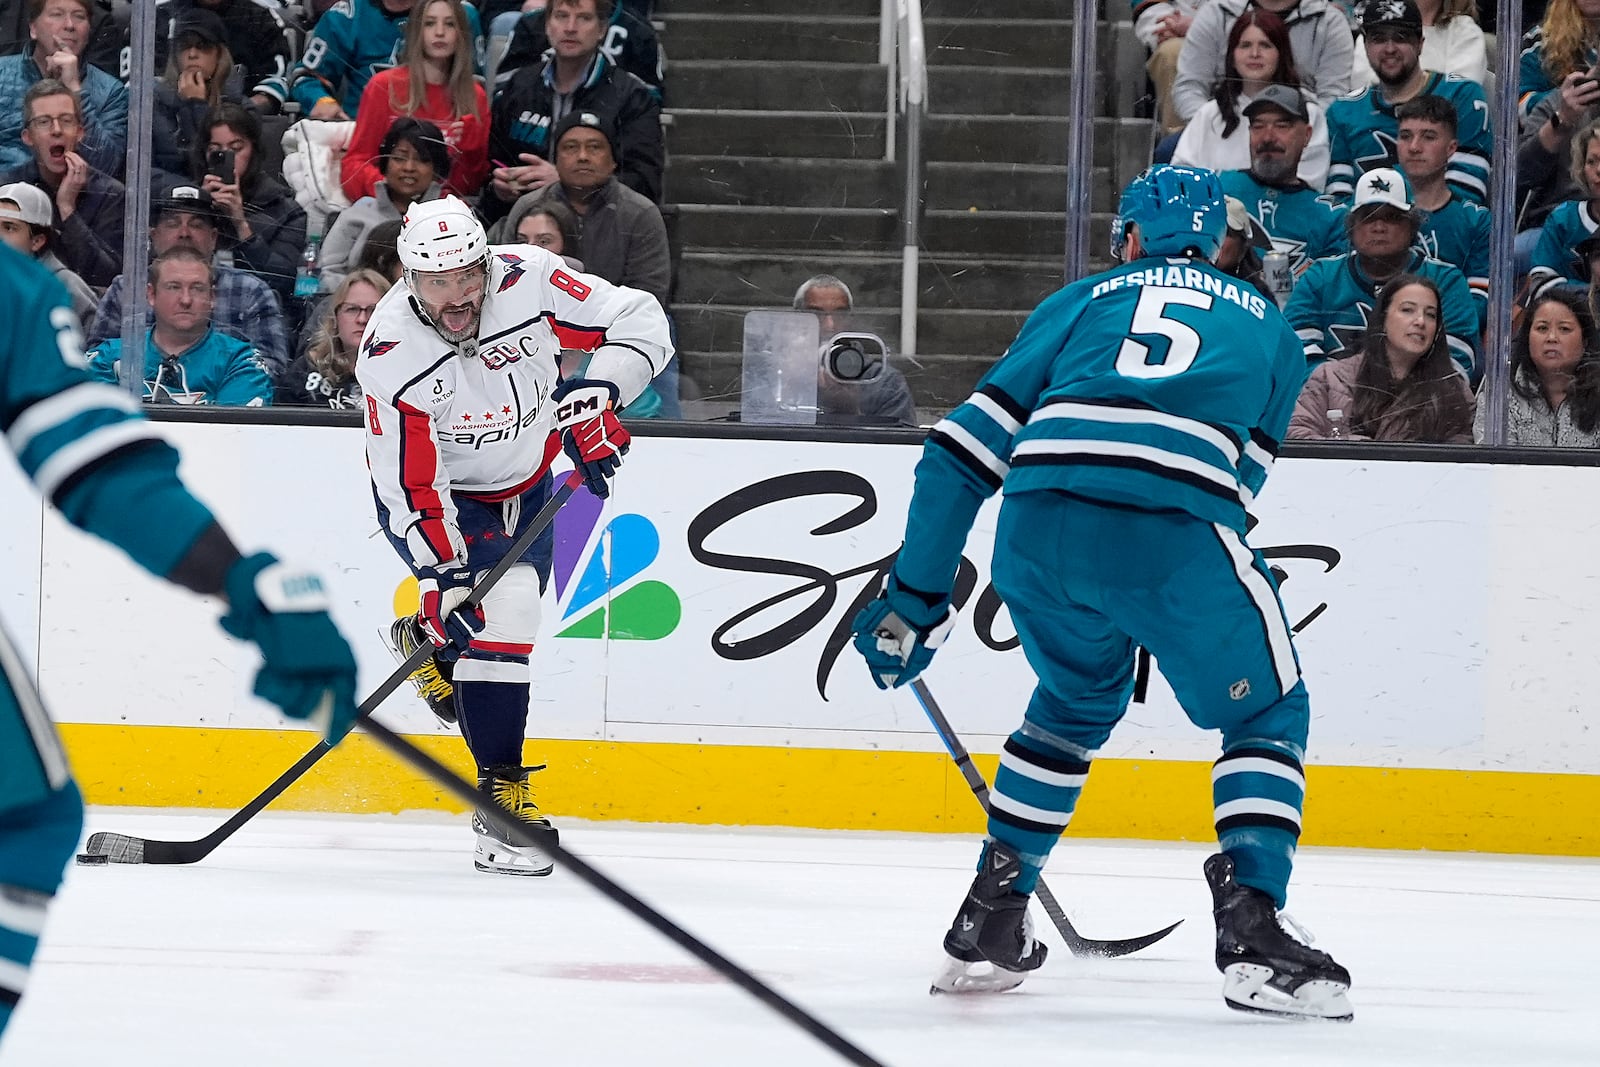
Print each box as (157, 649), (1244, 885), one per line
(1111, 165), (1227, 262)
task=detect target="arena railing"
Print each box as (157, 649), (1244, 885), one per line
(882, 0), (928, 362)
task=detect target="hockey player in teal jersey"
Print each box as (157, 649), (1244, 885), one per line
(1527, 119), (1600, 299)
(1286, 167), (1480, 378)
(0, 245), (360, 1044)
(1219, 85), (1348, 275)
(1396, 96), (1491, 328)
(850, 165), (1353, 1021)
(1325, 0), (1491, 205)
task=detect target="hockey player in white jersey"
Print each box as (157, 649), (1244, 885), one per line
(357, 195), (672, 875)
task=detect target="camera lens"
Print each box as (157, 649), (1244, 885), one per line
(828, 340), (867, 380)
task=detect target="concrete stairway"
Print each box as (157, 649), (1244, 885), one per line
(661, 0), (1149, 416)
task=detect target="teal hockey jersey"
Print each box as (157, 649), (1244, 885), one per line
(1283, 251), (1480, 379)
(1219, 170), (1348, 274)
(891, 256), (1306, 599)
(1528, 198), (1600, 297)
(0, 245), (219, 583)
(1416, 193), (1491, 326)
(1325, 73), (1493, 204)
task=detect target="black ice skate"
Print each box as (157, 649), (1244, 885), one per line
(473, 764), (558, 877)
(386, 616), (457, 727)
(930, 841), (1049, 994)
(1204, 852), (1353, 1021)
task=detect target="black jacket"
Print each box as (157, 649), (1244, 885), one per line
(497, 4), (663, 99)
(485, 55), (663, 222)
(153, 0), (293, 97)
(0, 159), (125, 289)
(225, 173), (308, 302)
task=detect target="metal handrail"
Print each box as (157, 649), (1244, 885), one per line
(884, 0), (927, 359)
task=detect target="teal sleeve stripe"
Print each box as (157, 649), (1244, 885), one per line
(53, 441), (219, 584)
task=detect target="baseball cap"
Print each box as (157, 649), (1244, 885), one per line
(1358, 0), (1424, 37)
(1243, 84), (1310, 123)
(1352, 167), (1413, 213)
(0, 182), (53, 227)
(551, 110), (617, 156)
(171, 9), (227, 48)
(151, 185), (219, 225)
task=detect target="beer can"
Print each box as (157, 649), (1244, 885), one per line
(1262, 251), (1294, 308)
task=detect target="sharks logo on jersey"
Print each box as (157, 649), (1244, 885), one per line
(1219, 171), (1348, 274)
(1326, 74), (1492, 204)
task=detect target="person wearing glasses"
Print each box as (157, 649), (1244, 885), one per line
(0, 77), (122, 288)
(84, 245), (273, 407)
(0, 0), (127, 176)
(276, 269), (391, 407)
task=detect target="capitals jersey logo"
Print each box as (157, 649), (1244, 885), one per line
(497, 253), (527, 293)
(362, 335), (399, 359)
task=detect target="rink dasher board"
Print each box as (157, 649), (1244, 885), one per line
(2, 423), (1597, 855)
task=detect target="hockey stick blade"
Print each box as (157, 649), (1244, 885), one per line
(76, 473), (584, 867)
(908, 679), (1181, 959)
(356, 716), (886, 1067)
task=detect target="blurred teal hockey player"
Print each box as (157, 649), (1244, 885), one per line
(851, 165), (1353, 1021)
(0, 246), (361, 1044)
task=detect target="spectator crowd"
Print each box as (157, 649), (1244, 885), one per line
(0, 0), (1596, 444)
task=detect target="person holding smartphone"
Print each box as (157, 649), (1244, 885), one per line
(193, 101), (308, 305)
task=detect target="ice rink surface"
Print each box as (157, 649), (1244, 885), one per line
(7, 812), (1598, 1066)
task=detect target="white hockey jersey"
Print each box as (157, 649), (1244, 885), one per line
(356, 244), (672, 570)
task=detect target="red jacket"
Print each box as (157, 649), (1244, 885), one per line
(339, 67), (489, 202)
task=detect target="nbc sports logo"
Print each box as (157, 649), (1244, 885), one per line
(389, 487), (682, 641)
(552, 488), (681, 640)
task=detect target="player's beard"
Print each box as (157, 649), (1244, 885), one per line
(1252, 149), (1295, 184)
(431, 300), (483, 344)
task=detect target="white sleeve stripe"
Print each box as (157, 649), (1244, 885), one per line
(932, 418), (1010, 480)
(30, 420), (164, 499)
(1031, 401), (1240, 465)
(1295, 328), (1323, 342)
(6, 382), (138, 456)
(968, 391), (1023, 436)
(0, 626), (68, 791)
(0, 883), (47, 936)
(1243, 441), (1275, 473)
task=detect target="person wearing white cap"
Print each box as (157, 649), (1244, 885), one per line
(0, 179), (94, 329)
(1283, 166), (1480, 378)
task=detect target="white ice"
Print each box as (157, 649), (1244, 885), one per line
(7, 812), (1598, 1065)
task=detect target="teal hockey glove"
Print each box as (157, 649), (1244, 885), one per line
(220, 553), (360, 743)
(851, 572), (957, 689)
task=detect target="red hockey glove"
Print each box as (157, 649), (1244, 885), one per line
(552, 378), (630, 498)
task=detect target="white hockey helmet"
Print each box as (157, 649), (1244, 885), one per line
(397, 195), (488, 274)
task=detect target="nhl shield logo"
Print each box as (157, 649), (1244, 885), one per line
(1229, 678), (1252, 701)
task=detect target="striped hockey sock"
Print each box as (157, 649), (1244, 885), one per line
(1212, 743), (1305, 907)
(0, 885), (47, 1036)
(985, 730), (1092, 894)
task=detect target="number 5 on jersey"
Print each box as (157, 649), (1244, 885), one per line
(1115, 286), (1214, 379)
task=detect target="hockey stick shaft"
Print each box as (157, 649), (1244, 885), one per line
(79, 473), (583, 866)
(908, 679), (1181, 959)
(356, 716), (885, 1067)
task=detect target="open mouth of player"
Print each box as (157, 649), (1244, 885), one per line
(440, 304), (476, 334)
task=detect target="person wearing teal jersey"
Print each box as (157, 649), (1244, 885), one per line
(850, 165), (1353, 1022)
(84, 247), (273, 406)
(0, 243), (359, 1047)
(1220, 84), (1349, 276)
(1325, 0), (1492, 204)
(1285, 167), (1479, 378)
(1395, 94), (1491, 328)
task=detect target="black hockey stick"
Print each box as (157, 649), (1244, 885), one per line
(357, 716), (886, 1067)
(909, 678), (1182, 959)
(76, 472), (584, 867)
